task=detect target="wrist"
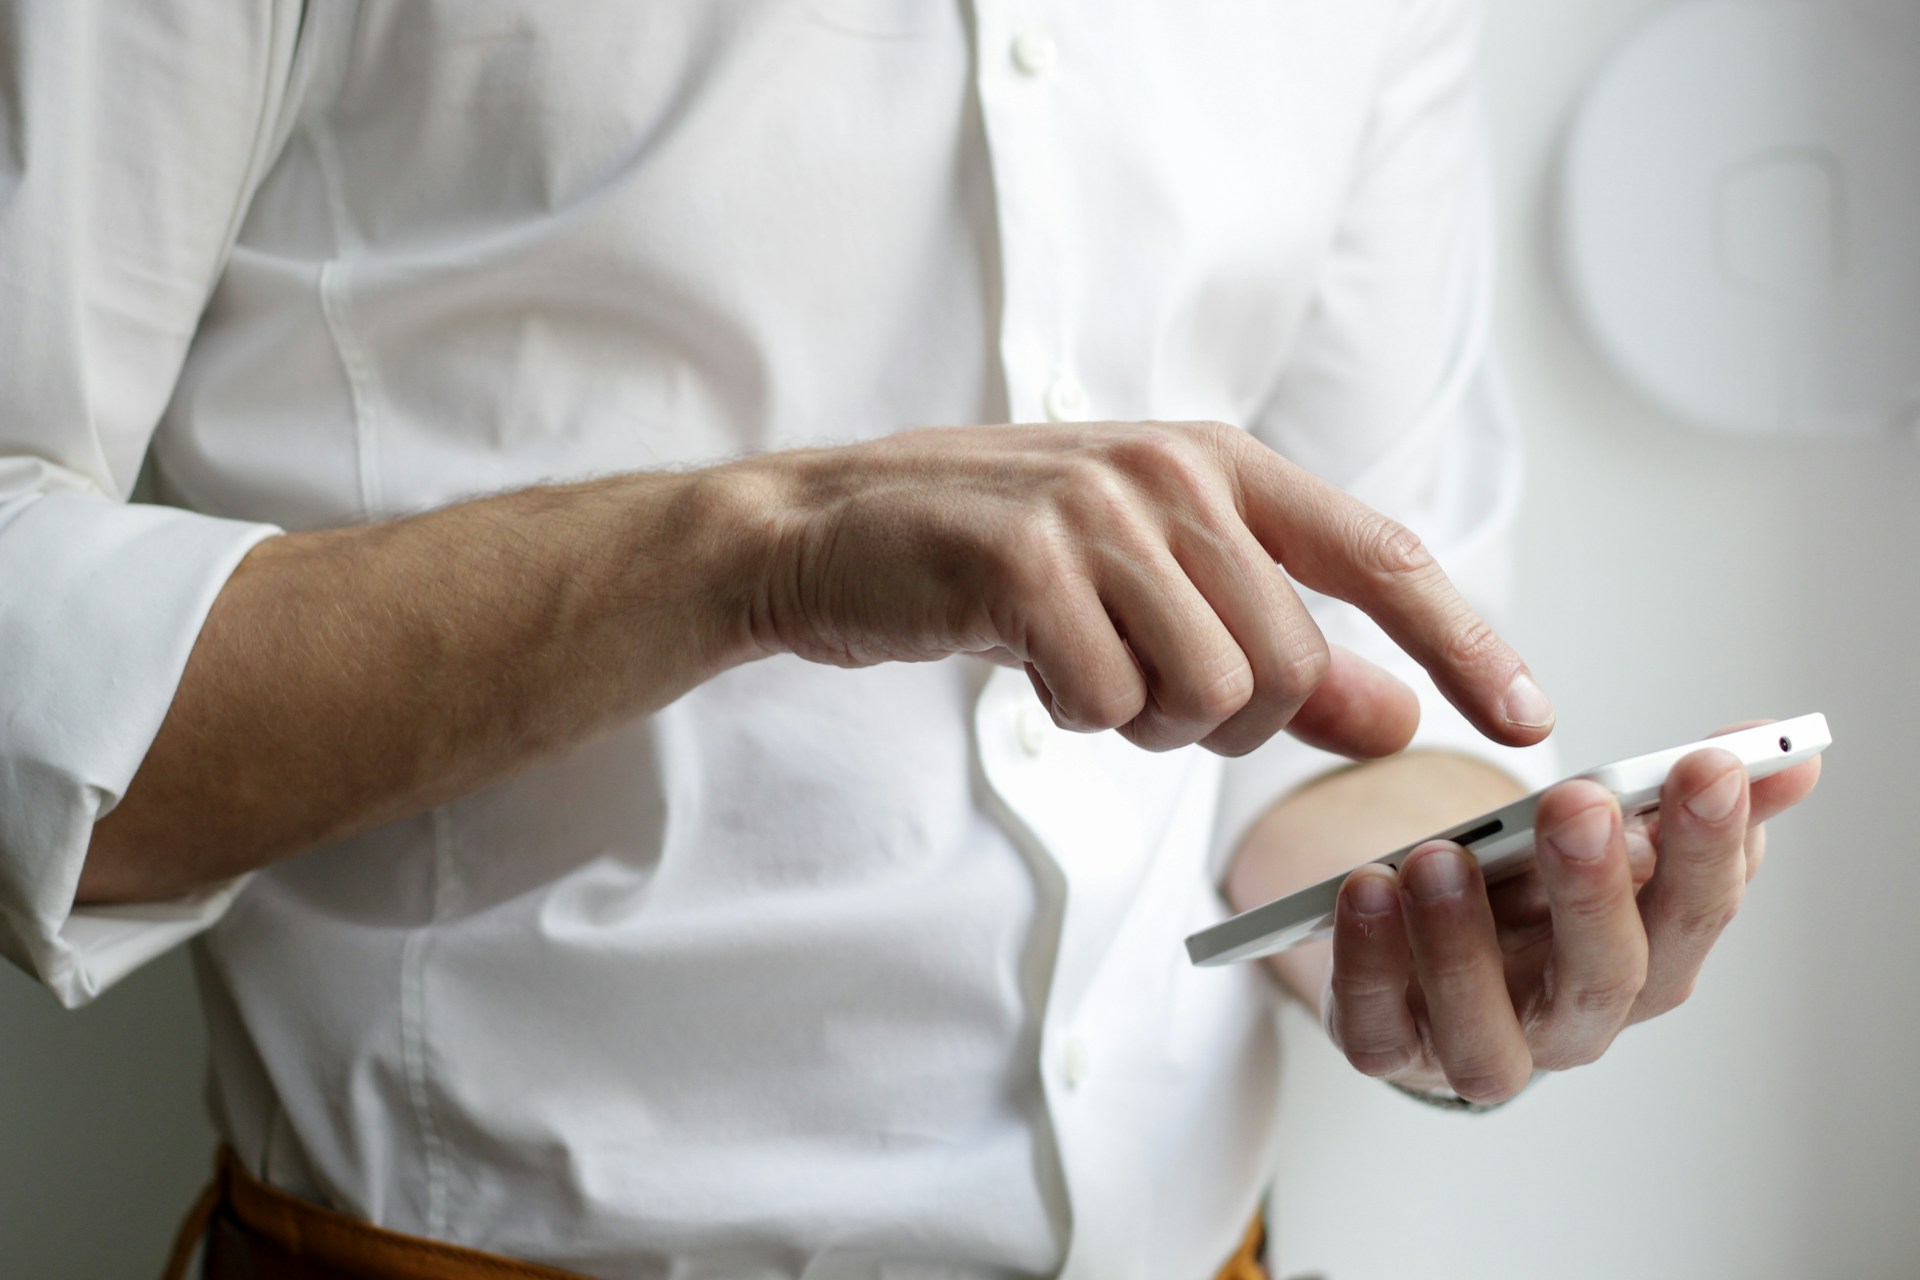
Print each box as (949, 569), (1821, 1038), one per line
(652, 452), (825, 675)
(646, 460), (806, 674)
(716, 445), (865, 666)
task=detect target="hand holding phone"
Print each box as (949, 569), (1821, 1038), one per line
(1188, 713), (1832, 966)
(1188, 714), (1830, 1105)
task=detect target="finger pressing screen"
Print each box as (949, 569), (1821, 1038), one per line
(1226, 437), (1554, 749)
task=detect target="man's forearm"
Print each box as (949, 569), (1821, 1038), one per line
(80, 416), (1558, 909)
(79, 468), (779, 905)
(1226, 750), (1528, 1006)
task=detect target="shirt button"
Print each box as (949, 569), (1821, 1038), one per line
(1011, 27), (1057, 77)
(1063, 1035), (1091, 1089)
(1015, 705), (1050, 757)
(1044, 374), (1090, 422)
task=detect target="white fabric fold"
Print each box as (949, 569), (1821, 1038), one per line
(0, 489), (277, 1007)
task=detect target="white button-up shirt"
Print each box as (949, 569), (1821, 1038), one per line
(0, 3), (1551, 1277)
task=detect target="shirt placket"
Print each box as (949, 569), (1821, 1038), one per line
(970, 0), (1092, 429)
(969, 9), (1150, 1275)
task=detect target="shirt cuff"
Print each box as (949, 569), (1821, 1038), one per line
(0, 489), (280, 1007)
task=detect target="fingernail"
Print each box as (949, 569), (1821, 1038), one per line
(1548, 804), (1613, 862)
(1684, 768), (1743, 824)
(1347, 871), (1397, 917)
(1403, 846), (1468, 902)
(1503, 671), (1555, 730)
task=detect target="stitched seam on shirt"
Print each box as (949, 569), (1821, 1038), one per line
(306, 9), (440, 1230)
(306, 101), (384, 522)
(412, 809), (464, 1243)
(317, 262), (384, 521)
(399, 808), (455, 1241)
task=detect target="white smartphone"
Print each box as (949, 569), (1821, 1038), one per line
(1184, 713), (1832, 968)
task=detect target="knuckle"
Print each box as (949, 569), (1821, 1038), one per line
(1105, 429), (1187, 476)
(1059, 461), (1139, 531)
(1268, 633), (1332, 701)
(1439, 613), (1504, 673)
(1118, 433), (1225, 513)
(1201, 725), (1266, 759)
(1067, 683), (1146, 734)
(1418, 949), (1485, 994)
(1556, 884), (1631, 932)
(1187, 419), (1239, 445)
(1446, 1059), (1534, 1106)
(1155, 446), (1219, 508)
(1119, 712), (1195, 754)
(1330, 967), (1404, 1004)
(1344, 1045), (1418, 1079)
(1666, 890), (1743, 946)
(1357, 514), (1435, 582)
(1533, 1036), (1610, 1072)
(1173, 419), (1242, 464)
(1565, 969), (1647, 1021)
(1189, 660), (1256, 725)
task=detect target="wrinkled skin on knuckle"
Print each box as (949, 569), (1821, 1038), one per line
(1532, 1033), (1615, 1072)
(1054, 458), (1140, 539)
(1330, 965), (1404, 1005)
(1120, 708), (1204, 754)
(1438, 613), (1504, 673)
(1357, 514), (1436, 584)
(1416, 948), (1485, 994)
(1104, 431), (1232, 519)
(1183, 418), (1239, 445)
(1182, 419), (1252, 471)
(1142, 437), (1225, 514)
(1554, 882), (1632, 933)
(1563, 969), (1647, 1023)
(1667, 893), (1743, 948)
(1202, 726), (1267, 759)
(1103, 427), (1189, 477)
(1344, 1044), (1418, 1079)
(1327, 1000), (1416, 1078)
(1069, 682), (1145, 734)
(1267, 633), (1331, 705)
(1186, 659), (1256, 727)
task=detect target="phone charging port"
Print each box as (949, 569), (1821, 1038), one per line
(1452, 818), (1505, 847)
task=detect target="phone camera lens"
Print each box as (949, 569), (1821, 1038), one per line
(1779, 735), (1791, 752)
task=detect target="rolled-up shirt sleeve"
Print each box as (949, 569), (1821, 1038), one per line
(0, 2), (305, 1006)
(1214, 0), (1557, 874)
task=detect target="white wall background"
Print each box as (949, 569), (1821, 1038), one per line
(2, 1), (1916, 1276)
(1269, 1), (1920, 1277)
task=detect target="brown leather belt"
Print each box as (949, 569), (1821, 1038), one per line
(166, 1146), (1269, 1280)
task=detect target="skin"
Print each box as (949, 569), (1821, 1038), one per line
(83, 419), (1551, 901)
(77, 417), (1817, 1093)
(1229, 735), (1821, 1102)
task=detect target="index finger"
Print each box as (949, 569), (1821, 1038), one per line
(1224, 435), (1553, 747)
